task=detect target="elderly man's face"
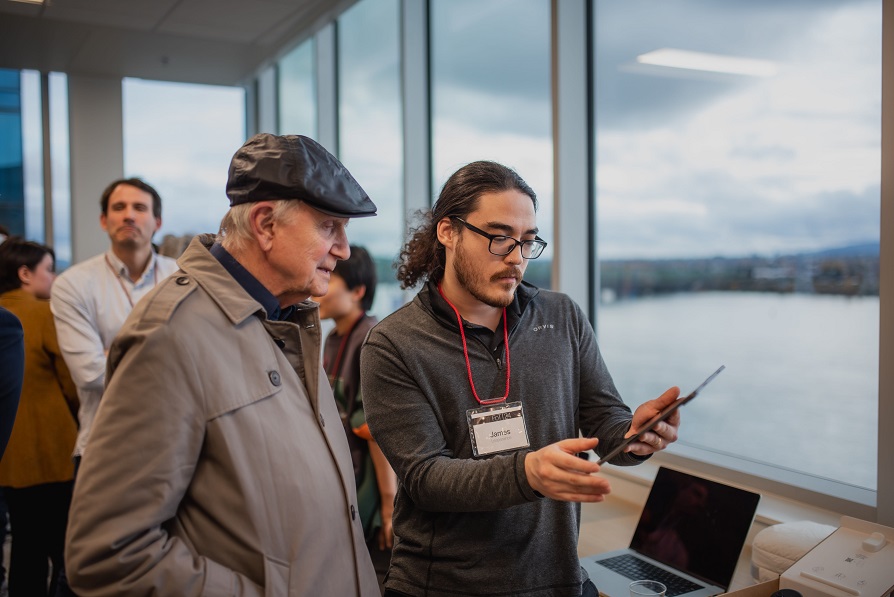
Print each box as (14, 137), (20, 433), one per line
(267, 202), (351, 306)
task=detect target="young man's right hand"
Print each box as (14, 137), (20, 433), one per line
(524, 437), (611, 502)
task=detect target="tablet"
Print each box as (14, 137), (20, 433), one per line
(596, 365), (725, 465)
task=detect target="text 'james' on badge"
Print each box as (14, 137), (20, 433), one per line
(467, 401), (530, 457)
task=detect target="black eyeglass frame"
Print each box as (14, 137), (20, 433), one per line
(449, 216), (547, 260)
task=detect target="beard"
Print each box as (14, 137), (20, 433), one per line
(453, 237), (522, 309)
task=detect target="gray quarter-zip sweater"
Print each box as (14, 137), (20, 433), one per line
(361, 281), (645, 597)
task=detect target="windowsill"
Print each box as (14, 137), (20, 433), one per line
(598, 454), (843, 528)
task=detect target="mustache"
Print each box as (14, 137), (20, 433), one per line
(491, 268), (523, 282)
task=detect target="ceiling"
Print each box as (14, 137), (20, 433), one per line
(0, 0), (357, 86)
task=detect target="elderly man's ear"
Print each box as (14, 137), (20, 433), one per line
(249, 202), (277, 251)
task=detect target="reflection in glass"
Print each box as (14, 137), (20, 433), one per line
(337, 0), (404, 318)
(593, 0), (880, 489)
(0, 69), (26, 238)
(123, 78), (245, 245)
(279, 40), (316, 138)
(430, 0), (553, 289)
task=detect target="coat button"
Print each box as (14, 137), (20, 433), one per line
(268, 370), (281, 386)
(351, 505), (356, 520)
(176, 276), (189, 285)
(319, 412), (325, 427)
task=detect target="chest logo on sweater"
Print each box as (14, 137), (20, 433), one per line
(532, 324), (554, 332)
(467, 401), (530, 457)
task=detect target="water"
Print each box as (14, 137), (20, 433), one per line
(597, 291), (879, 490)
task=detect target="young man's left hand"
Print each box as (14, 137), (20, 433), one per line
(626, 386), (681, 456)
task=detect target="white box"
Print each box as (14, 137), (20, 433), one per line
(780, 516), (894, 597)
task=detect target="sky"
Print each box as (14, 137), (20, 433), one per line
(123, 78), (245, 242)
(19, 0), (882, 266)
(426, 0), (882, 260)
(593, 0), (881, 259)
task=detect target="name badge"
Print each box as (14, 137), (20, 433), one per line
(467, 401), (530, 457)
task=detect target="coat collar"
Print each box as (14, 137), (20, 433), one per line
(177, 235), (318, 328)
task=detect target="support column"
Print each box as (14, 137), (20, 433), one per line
(316, 23), (338, 154)
(67, 74), (123, 263)
(552, 0), (593, 319)
(401, 0), (431, 213)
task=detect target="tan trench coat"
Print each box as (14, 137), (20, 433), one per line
(66, 236), (379, 596)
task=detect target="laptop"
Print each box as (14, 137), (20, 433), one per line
(580, 467), (761, 597)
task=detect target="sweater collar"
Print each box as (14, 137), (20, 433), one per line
(419, 278), (538, 334)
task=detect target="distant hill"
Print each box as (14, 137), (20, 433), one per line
(800, 242), (879, 259)
(599, 242), (880, 298)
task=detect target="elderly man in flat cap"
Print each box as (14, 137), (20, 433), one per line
(65, 134), (381, 597)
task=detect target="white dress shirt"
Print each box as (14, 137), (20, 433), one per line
(51, 249), (179, 457)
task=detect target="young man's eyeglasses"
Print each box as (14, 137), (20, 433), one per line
(450, 216), (547, 260)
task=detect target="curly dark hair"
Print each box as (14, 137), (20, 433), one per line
(396, 161), (537, 289)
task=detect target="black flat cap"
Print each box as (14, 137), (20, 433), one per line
(226, 133), (377, 218)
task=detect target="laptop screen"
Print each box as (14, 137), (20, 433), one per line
(629, 467), (761, 589)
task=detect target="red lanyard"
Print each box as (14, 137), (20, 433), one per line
(437, 284), (510, 405)
(105, 254), (158, 309)
(325, 313), (366, 382)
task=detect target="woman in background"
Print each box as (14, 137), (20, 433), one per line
(0, 238), (78, 597)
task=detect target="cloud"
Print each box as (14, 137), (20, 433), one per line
(122, 78), (244, 238)
(591, 0), (881, 259)
(430, 0), (550, 103)
(109, 0), (879, 267)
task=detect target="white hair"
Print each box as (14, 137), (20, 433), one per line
(217, 200), (302, 253)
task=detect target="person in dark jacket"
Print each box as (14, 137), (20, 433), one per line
(361, 160), (682, 597)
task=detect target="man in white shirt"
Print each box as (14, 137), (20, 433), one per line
(51, 178), (179, 472)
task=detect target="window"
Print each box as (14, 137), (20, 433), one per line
(20, 70), (42, 243)
(0, 70), (70, 262)
(593, 0), (881, 501)
(279, 39), (317, 138)
(122, 78), (245, 244)
(430, 0), (553, 289)
(49, 72), (72, 268)
(337, 0), (404, 317)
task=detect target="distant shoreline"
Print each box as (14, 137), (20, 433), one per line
(600, 251), (880, 298)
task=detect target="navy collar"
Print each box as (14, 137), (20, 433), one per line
(210, 242), (295, 321)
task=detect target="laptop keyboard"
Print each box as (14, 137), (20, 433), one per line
(594, 554), (703, 597)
